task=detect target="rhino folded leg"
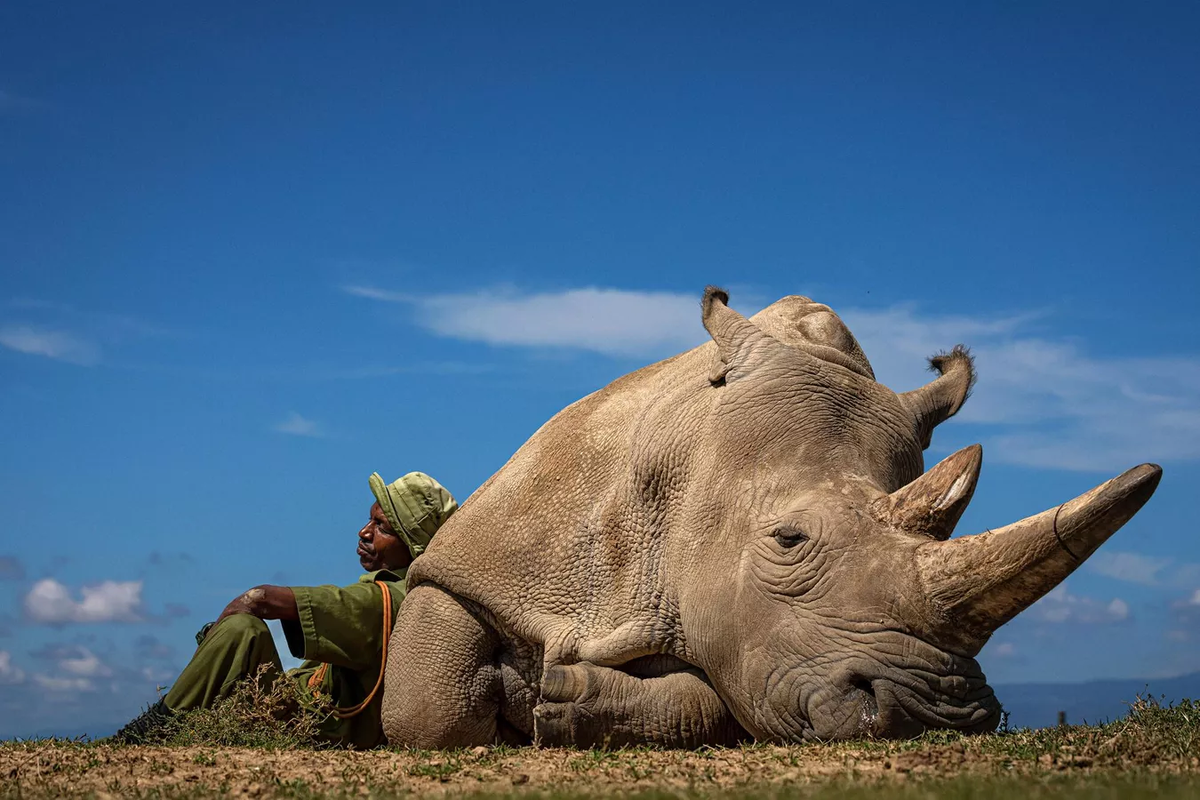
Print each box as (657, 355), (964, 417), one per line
(534, 661), (746, 749)
(381, 583), (502, 748)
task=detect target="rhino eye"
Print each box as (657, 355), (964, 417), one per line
(773, 527), (808, 547)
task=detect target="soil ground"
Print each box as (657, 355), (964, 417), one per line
(4, 734), (1199, 799)
(5, 698), (1198, 798)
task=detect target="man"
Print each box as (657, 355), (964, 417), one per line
(113, 471), (458, 748)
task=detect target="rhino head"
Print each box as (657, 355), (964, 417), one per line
(679, 288), (1161, 741)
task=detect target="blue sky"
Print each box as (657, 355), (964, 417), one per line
(1, 1), (1198, 738)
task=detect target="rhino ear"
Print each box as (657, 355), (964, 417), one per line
(702, 286), (767, 383)
(876, 444), (982, 540)
(899, 346), (976, 449)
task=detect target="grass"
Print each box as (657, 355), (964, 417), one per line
(1, 695), (1196, 799)
(528, 776), (1200, 800)
(837, 694), (1200, 767)
(2, 772), (1199, 800)
(405, 752), (467, 780)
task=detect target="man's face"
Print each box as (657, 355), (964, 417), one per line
(358, 502), (411, 571)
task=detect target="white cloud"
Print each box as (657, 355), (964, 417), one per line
(1086, 551), (1173, 586)
(342, 285), (406, 302)
(0, 326), (100, 365)
(141, 666), (174, 683)
(23, 578), (144, 624)
(344, 285), (704, 358)
(58, 648), (112, 678)
(992, 642), (1017, 658)
(1031, 585), (1130, 624)
(841, 305), (1200, 471)
(1082, 550), (1200, 588)
(0, 651), (25, 685)
(273, 411), (322, 437)
(33, 674), (94, 692)
(348, 285), (1200, 470)
(1170, 563), (1200, 588)
(1167, 589), (1200, 634)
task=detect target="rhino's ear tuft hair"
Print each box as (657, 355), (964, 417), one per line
(702, 285), (730, 314)
(928, 345), (977, 394)
(899, 344), (976, 449)
(701, 286), (763, 383)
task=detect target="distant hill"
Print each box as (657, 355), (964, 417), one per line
(994, 671), (1200, 729)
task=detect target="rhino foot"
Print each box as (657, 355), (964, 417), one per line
(534, 663), (606, 748)
(534, 661), (746, 749)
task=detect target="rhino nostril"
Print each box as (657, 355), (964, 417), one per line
(851, 678), (880, 731)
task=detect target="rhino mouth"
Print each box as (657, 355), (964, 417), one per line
(760, 653), (1001, 742)
(849, 674), (1000, 739)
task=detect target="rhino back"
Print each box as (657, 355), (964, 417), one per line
(409, 345), (716, 652)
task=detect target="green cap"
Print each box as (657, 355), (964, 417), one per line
(368, 471), (458, 558)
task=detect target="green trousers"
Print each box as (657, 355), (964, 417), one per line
(161, 613), (385, 747)
(164, 614), (284, 711)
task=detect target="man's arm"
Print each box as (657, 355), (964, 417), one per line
(214, 585), (298, 625)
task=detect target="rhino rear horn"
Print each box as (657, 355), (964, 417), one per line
(917, 463), (1162, 651)
(877, 444), (982, 540)
(702, 286), (769, 383)
(899, 346), (976, 449)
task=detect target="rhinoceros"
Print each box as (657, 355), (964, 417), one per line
(381, 288), (1161, 747)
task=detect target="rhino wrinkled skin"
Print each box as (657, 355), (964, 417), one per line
(381, 289), (1161, 747)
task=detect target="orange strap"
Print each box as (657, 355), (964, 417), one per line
(305, 580), (393, 720)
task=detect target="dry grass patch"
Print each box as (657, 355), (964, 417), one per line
(155, 665), (333, 749)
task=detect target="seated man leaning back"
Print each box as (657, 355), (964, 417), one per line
(113, 471), (458, 748)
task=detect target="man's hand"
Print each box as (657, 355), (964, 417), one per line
(212, 585), (298, 631)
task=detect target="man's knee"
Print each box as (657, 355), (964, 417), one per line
(210, 613), (270, 643)
(215, 613), (269, 635)
(165, 614), (279, 712)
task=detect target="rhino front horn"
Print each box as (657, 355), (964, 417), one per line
(916, 463), (1162, 652)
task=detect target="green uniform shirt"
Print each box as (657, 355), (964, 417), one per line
(281, 567), (406, 749)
